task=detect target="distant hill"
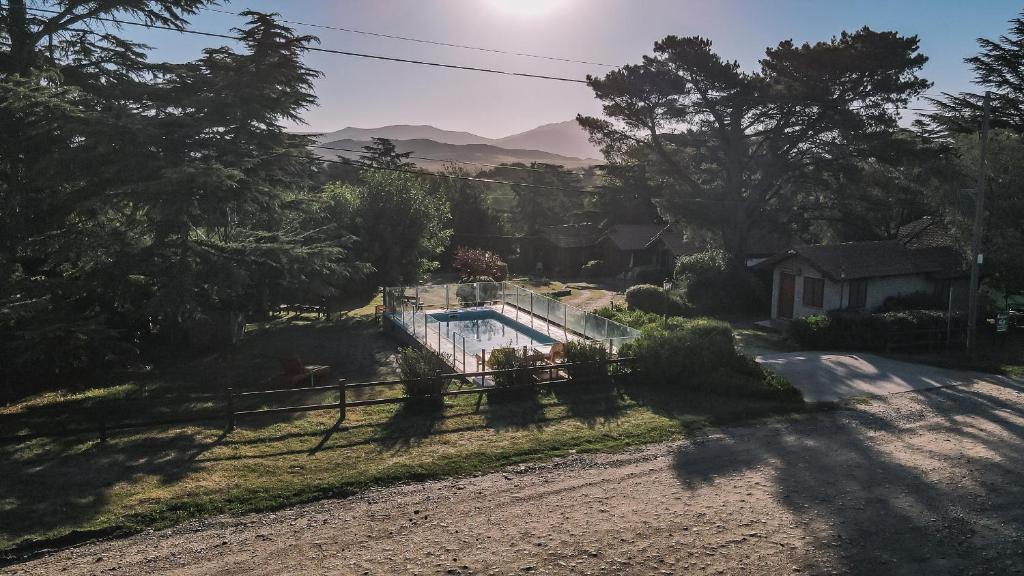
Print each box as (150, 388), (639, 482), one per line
(311, 119), (603, 162)
(316, 138), (599, 172)
(495, 120), (601, 160)
(314, 125), (493, 147)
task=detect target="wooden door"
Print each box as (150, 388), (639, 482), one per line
(778, 273), (795, 319)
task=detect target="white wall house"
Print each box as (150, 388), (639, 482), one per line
(758, 236), (967, 320)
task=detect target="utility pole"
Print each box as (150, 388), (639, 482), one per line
(967, 91), (992, 356)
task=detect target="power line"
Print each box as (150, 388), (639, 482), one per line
(310, 144), (582, 174)
(15, 5), (590, 84)
(202, 5), (616, 68)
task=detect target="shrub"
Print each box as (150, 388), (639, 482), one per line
(619, 319), (740, 391)
(581, 260), (605, 278)
(674, 248), (767, 315)
(594, 303), (693, 331)
(789, 309), (962, 351)
(563, 340), (610, 383)
(486, 347), (530, 389)
(452, 246), (507, 282)
(624, 284), (686, 315)
(619, 320), (802, 402)
(396, 347), (451, 398)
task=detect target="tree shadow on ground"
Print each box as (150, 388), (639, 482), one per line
(0, 430), (209, 556)
(622, 377), (806, 431)
(483, 389), (545, 431)
(669, 383), (1024, 576)
(549, 380), (623, 426)
(372, 399), (445, 450)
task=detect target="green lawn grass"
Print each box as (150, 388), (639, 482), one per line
(0, 297), (809, 559)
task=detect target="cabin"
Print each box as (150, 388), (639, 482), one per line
(535, 223), (701, 277)
(535, 223), (601, 274)
(757, 219), (967, 320)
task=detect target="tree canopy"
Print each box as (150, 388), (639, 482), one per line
(579, 28), (932, 260)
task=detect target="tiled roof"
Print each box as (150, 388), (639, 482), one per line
(600, 224), (667, 251)
(758, 240), (966, 280)
(651, 223), (702, 256)
(897, 216), (960, 249)
(539, 223), (601, 248)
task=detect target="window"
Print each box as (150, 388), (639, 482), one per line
(803, 277), (825, 308)
(848, 279), (868, 309)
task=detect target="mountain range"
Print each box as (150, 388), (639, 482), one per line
(312, 120), (603, 170)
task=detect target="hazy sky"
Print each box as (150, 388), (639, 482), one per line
(130, 0), (1023, 137)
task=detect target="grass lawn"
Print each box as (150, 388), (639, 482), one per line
(0, 295), (808, 559)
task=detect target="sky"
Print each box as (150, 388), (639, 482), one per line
(128, 0), (1024, 138)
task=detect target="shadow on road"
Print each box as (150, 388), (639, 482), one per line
(671, 384), (1024, 575)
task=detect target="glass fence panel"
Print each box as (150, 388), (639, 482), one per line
(416, 284), (447, 310)
(478, 282), (501, 304)
(565, 306), (586, 335)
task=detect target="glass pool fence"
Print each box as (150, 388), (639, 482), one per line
(383, 282), (640, 367)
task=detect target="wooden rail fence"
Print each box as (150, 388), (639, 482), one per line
(0, 358), (635, 444)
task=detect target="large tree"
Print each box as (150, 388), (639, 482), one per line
(579, 29), (931, 261)
(0, 4), (367, 395)
(927, 12), (1024, 294)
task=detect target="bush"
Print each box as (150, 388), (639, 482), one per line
(624, 284), (686, 315)
(486, 347), (530, 389)
(396, 347), (451, 398)
(594, 303), (695, 332)
(789, 309), (962, 350)
(674, 248), (767, 315)
(581, 260), (605, 278)
(619, 320), (802, 402)
(563, 340), (610, 383)
(619, 319), (740, 391)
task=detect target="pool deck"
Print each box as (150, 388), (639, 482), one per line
(389, 303), (585, 387)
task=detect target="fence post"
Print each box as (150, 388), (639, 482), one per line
(480, 349), (487, 387)
(546, 299), (551, 335)
(446, 284), (450, 309)
(225, 387), (235, 432)
(338, 380), (346, 424)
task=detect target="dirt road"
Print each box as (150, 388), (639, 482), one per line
(6, 379), (1024, 576)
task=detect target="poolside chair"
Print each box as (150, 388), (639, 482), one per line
(546, 342), (566, 364)
(276, 355), (330, 388)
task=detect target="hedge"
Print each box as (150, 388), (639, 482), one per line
(618, 318), (801, 402)
(789, 309), (965, 351)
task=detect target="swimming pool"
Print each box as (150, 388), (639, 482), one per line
(428, 308), (556, 355)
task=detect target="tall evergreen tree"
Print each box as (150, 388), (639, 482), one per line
(579, 29), (931, 261)
(0, 5), (367, 395)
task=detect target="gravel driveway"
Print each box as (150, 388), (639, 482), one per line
(755, 351), (1016, 402)
(6, 378), (1023, 576)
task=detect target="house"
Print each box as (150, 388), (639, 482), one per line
(760, 241), (967, 320)
(758, 220), (967, 320)
(536, 222), (702, 276)
(535, 223), (601, 274)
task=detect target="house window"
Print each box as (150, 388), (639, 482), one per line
(848, 279), (868, 309)
(803, 277), (825, 308)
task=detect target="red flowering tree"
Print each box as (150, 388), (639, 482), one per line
(452, 247), (507, 282)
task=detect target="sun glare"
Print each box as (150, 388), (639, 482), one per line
(487, 0), (564, 17)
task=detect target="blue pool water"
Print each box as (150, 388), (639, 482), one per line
(429, 308), (555, 354)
